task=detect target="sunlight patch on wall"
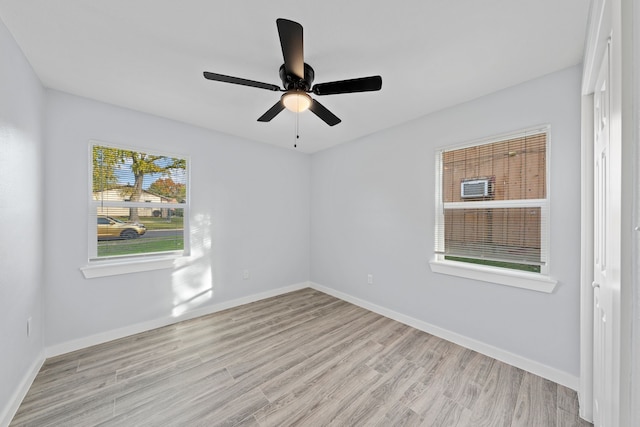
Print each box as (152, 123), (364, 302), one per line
(171, 213), (214, 317)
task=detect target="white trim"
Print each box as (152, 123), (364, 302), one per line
(31, 278), (576, 419)
(434, 150), (445, 253)
(434, 126), (551, 277)
(429, 259), (557, 293)
(444, 198), (547, 210)
(80, 255), (181, 278)
(582, 0), (610, 95)
(1, 350), (45, 427)
(579, 93), (595, 422)
(579, 0), (634, 424)
(579, 1), (607, 422)
(542, 127), (552, 274)
(309, 282), (577, 390)
(45, 282), (309, 357)
(87, 140), (191, 261)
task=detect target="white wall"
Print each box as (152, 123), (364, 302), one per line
(310, 66), (583, 381)
(1, 31), (583, 421)
(43, 90), (310, 350)
(0, 17), (45, 425)
(632, 1), (640, 421)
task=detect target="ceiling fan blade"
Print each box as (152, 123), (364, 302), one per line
(203, 72), (280, 91)
(257, 101), (285, 122)
(312, 76), (382, 96)
(309, 99), (341, 126)
(276, 18), (304, 79)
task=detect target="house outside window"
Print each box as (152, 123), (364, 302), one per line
(89, 142), (189, 261)
(432, 126), (552, 289)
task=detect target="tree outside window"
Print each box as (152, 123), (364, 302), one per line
(90, 143), (188, 260)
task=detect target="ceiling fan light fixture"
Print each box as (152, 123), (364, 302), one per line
(282, 91), (312, 113)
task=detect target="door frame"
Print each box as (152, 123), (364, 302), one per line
(580, 1), (610, 422)
(580, 0), (637, 425)
(580, 90), (595, 423)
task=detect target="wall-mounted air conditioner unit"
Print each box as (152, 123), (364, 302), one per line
(461, 178), (491, 198)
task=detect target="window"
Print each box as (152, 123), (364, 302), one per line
(432, 127), (556, 291)
(89, 142), (188, 262)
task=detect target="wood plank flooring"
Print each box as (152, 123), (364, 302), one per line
(10, 288), (592, 426)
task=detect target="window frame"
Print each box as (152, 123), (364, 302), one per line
(82, 140), (190, 278)
(430, 125), (557, 293)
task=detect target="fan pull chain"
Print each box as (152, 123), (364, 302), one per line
(294, 111), (300, 148)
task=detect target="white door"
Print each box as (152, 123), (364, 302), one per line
(592, 43), (614, 427)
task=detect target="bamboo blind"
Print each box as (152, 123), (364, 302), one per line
(438, 131), (547, 266)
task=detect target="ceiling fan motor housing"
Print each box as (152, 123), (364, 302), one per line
(279, 63), (315, 91)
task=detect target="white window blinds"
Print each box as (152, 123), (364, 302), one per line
(90, 143), (188, 260)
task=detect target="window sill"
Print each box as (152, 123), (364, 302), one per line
(81, 255), (181, 279)
(429, 259), (557, 293)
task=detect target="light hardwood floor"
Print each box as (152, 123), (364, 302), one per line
(10, 288), (592, 426)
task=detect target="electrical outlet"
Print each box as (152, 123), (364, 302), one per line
(367, 274), (373, 285)
(242, 269), (250, 280)
(27, 317), (32, 337)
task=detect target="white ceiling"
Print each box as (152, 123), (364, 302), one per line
(0, 1), (590, 153)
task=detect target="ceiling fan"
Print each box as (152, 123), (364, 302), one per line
(203, 18), (382, 126)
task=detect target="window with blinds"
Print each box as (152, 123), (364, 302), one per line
(90, 142), (188, 260)
(434, 127), (549, 273)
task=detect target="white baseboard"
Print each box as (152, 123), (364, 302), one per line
(309, 282), (579, 391)
(7, 280), (579, 427)
(42, 279), (577, 390)
(45, 282), (309, 358)
(1, 349), (45, 427)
